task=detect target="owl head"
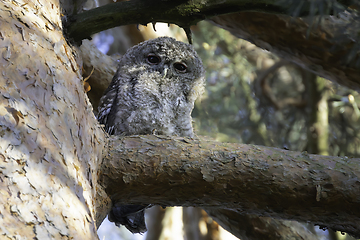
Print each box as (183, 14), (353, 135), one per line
(98, 37), (205, 137)
(118, 37), (205, 103)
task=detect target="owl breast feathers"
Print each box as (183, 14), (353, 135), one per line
(97, 36), (205, 138)
(97, 36), (205, 233)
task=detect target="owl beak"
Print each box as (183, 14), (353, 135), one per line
(162, 65), (169, 79)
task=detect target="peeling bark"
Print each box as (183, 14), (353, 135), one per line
(0, 0), (106, 239)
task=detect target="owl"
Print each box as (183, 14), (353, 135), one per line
(97, 36), (205, 233)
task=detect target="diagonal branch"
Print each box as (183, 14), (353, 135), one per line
(65, 0), (354, 42)
(65, 0), (283, 41)
(99, 135), (360, 237)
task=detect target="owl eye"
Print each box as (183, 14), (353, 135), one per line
(174, 62), (187, 72)
(147, 54), (161, 64)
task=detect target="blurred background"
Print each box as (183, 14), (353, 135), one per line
(86, 2), (360, 239)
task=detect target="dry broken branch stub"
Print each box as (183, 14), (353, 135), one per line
(99, 135), (360, 237)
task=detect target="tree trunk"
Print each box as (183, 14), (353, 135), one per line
(145, 206), (166, 240)
(183, 207), (220, 240)
(0, 1), (107, 238)
(306, 74), (330, 155)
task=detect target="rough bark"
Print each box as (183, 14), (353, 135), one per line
(100, 135), (360, 237)
(0, 0), (107, 239)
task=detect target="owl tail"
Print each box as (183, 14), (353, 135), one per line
(108, 204), (148, 234)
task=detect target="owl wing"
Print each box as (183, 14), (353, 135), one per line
(98, 77), (150, 234)
(97, 82), (118, 134)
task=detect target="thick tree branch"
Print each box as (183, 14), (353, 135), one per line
(65, 0), (284, 41)
(65, 0), (354, 42)
(99, 135), (360, 237)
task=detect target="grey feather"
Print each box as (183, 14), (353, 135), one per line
(97, 36), (205, 233)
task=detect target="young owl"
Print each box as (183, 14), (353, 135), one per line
(97, 37), (205, 233)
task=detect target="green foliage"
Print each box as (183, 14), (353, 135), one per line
(192, 21), (360, 157)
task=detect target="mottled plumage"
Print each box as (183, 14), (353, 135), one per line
(97, 37), (205, 233)
(98, 36), (205, 137)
